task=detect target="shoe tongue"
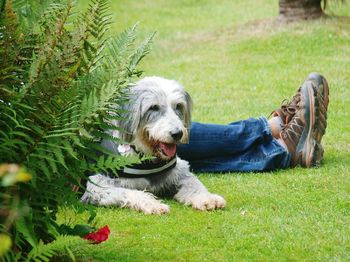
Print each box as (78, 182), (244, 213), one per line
(159, 143), (176, 157)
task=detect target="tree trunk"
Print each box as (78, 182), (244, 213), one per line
(278, 0), (325, 22)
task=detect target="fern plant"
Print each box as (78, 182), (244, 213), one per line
(0, 0), (153, 260)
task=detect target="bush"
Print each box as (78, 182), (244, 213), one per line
(0, 0), (153, 260)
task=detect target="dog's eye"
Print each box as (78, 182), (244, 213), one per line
(175, 103), (183, 111)
(149, 105), (160, 111)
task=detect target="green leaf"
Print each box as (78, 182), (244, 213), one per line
(128, 31), (155, 75)
(16, 216), (38, 248)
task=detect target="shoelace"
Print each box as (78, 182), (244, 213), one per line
(279, 92), (301, 124)
(270, 90), (302, 124)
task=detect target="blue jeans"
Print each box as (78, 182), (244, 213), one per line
(177, 117), (291, 173)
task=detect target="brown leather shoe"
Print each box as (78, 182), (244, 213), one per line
(280, 81), (326, 167)
(272, 73), (329, 128)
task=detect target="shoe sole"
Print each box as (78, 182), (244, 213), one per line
(307, 73), (329, 144)
(296, 83), (320, 167)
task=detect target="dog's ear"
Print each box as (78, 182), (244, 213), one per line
(117, 93), (141, 143)
(184, 91), (192, 128)
(182, 90), (192, 143)
(171, 79), (192, 129)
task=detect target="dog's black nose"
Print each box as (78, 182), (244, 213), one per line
(170, 129), (183, 141)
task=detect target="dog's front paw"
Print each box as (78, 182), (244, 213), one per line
(139, 202), (170, 215)
(127, 191), (170, 215)
(189, 193), (226, 211)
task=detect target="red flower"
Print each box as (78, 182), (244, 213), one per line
(83, 225), (110, 244)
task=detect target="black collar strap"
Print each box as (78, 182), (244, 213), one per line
(117, 154), (177, 178)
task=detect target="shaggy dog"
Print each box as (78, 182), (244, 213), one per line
(81, 77), (226, 214)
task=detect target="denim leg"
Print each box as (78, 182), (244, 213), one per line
(178, 117), (273, 160)
(177, 116), (291, 172)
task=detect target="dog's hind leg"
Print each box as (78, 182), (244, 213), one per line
(173, 173), (226, 211)
(81, 175), (170, 215)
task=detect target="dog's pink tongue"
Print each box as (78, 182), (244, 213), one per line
(159, 143), (176, 157)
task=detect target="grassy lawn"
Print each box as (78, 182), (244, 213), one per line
(57, 0), (350, 261)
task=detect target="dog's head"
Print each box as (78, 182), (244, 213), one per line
(118, 76), (192, 160)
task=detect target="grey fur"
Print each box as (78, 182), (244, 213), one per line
(81, 76), (226, 214)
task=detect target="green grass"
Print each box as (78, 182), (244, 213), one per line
(58, 0), (350, 260)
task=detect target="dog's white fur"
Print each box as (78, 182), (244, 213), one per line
(81, 77), (226, 214)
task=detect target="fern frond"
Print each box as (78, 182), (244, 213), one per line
(24, 1), (74, 98)
(105, 23), (138, 70)
(79, 79), (122, 125)
(12, 0), (57, 28)
(89, 154), (141, 176)
(0, 0), (29, 100)
(127, 32), (156, 76)
(76, 0), (112, 74)
(26, 240), (58, 262)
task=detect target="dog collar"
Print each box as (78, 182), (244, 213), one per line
(98, 140), (177, 178)
(114, 143), (177, 178)
(118, 155), (177, 178)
